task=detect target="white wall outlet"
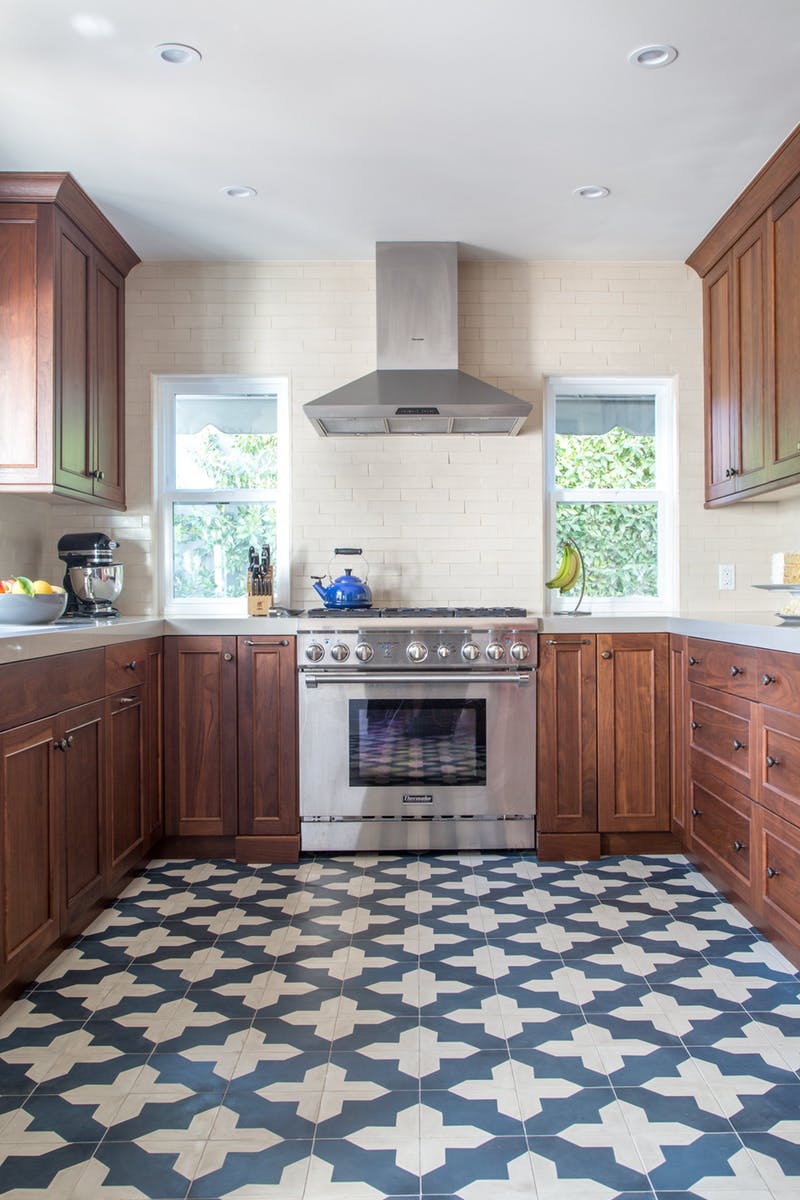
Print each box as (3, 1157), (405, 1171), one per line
(719, 563), (736, 590)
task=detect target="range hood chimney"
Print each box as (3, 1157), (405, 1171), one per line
(303, 242), (531, 436)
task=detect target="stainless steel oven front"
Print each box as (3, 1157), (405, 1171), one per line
(298, 625), (537, 852)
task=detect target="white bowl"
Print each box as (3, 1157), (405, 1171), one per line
(0, 592), (68, 625)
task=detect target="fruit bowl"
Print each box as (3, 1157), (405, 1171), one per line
(0, 592), (68, 625)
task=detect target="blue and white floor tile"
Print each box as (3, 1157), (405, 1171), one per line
(0, 851), (799, 1197)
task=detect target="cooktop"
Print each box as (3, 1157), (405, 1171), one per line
(303, 606), (528, 619)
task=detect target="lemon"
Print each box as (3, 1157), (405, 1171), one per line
(32, 580), (54, 594)
(11, 576), (34, 596)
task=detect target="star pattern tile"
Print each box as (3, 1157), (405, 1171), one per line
(0, 851), (798, 1198)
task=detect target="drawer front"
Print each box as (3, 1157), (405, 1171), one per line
(687, 639), (758, 699)
(690, 772), (752, 897)
(755, 806), (800, 943)
(758, 705), (800, 828)
(0, 649), (105, 731)
(758, 648), (800, 713)
(689, 683), (755, 794)
(104, 638), (159, 695)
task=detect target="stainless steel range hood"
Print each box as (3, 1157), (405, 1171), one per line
(303, 242), (531, 436)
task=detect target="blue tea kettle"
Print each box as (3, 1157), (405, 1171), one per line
(311, 548), (373, 609)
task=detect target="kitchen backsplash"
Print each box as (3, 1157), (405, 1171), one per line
(11, 256), (799, 615)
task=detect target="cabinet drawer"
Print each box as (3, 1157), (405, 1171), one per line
(757, 704), (800, 827)
(104, 639), (159, 695)
(689, 682), (755, 794)
(690, 769), (753, 901)
(754, 806), (800, 946)
(757, 648), (800, 713)
(687, 638), (758, 699)
(0, 649), (105, 731)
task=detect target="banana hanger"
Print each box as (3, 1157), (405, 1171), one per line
(553, 537), (589, 615)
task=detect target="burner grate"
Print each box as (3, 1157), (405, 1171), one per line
(303, 605), (528, 619)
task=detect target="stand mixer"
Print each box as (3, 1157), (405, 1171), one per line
(57, 533), (123, 619)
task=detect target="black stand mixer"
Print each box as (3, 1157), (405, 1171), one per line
(57, 533), (123, 619)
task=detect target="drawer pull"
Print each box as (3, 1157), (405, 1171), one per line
(732, 739), (745, 751)
(730, 665), (743, 677)
(762, 673), (777, 686)
(766, 755), (781, 768)
(223, 653), (233, 661)
(733, 840), (745, 852)
(766, 866), (780, 878)
(53, 736), (74, 751)
(691, 720), (701, 730)
(691, 807), (702, 817)
(118, 696), (137, 705)
(689, 656), (699, 666)
(124, 660), (137, 671)
(601, 650), (612, 659)
(545, 638), (591, 645)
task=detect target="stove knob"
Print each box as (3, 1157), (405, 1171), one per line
(305, 643), (325, 662)
(486, 642), (505, 661)
(510, 642), (530, 661)
(437, 644), (453, 660)
(407, 641), (428, 663)
(355, 642), (374, 662)
(330, 643), (350, 662)
(462, 642), (480, 661)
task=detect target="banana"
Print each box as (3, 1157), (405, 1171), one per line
(545, 543), (574, 589)
(559, 552), (582, 593)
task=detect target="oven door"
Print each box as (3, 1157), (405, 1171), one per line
(298, 669), (535, 851)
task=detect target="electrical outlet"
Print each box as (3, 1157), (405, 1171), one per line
(719, 563), (736, 590)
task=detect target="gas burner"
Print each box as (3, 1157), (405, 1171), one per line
(380, 607), (456, 618)
(305, 607), (383, 618)
(452, 607), (527, 618)
(303, 605), (529, 619)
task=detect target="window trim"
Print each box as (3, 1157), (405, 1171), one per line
(154, 374), (291, 616)
(544, 375), (677, 614)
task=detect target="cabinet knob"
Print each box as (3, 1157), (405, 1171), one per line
(280, 639), (289, 647)
(733, 840), (745, 852)
(766, 755), (780, 768)
(601, 650), (612, 660)
(118, 696), (136, 705)
(90, 468), (105, 481)
(732, 738), (744, 751)
(689, 656), (699, 666)
(124, 660), (137, 671)
(762, 674), (777, 686)
(691, 807), (702, 817)
(53, 738), (67, 752)
(65, 735), (74, 748)
(729, 466), (739, 477)
(730, 665), (743, 677)
(725, 468), (731, 478)
(223, 652), (233, 661)
(691, 720), (701, 730)
(766, 866), (780, 878)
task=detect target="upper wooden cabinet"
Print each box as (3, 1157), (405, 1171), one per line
(0, 174), (138, 509)
(688, 123), (800, 504)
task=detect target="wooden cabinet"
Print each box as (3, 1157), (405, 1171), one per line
(62, 699), (106, 929)
(164, 637), (239, 839)
(687, 637), (758, 699)
(669, 635), (690, 838)
(689, 767), (753, 905)
(537, 632), (671, 858)
(689, 682), (755, 796)
(106, 686), (145, 888)
(688, 124), (800, 504)
(753, 805), (800, 953)
(0, 174), (138, 509)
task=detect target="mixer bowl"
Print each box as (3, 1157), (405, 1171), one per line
(68, 564), (124, 606)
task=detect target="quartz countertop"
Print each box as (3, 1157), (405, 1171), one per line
(2, 610), (800, 665)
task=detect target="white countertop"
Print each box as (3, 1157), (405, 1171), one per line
(2, 610), (800, 664)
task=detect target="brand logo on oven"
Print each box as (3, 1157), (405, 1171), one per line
(402, 793), (434, 804)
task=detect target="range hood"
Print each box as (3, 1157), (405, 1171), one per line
(303, 242), (531, 436)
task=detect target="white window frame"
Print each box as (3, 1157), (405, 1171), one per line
(154, 374), (291, 616)
(544, 375), (677, 614)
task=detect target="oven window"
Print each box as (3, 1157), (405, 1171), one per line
(349, 699), (487, 787)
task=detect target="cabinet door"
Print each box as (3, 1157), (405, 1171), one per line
(753, 805), (800, 950)
(536, 636), (597, 836)
(0, 205), (42, 483)
(756, 703), (800, 830)
(597, 633), (670, 832)
(106, 686), (145, 887)
(0, 717), (61, 989)
(62, 699), (106, 927)
(669, 635), (689, 838)
(237, 638), (298, 838)
(732, 216), (771, 493)
(92, 254), (124, 505)
(164, 637), (238, 838)
(703, 254), (736, 501)
(53, 213), (93, 497)
(689, 767), (753, 905)
(770, 175), (800, 484)
(144, 640), (164, 849)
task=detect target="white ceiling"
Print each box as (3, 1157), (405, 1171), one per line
(3, 1), (800, 262)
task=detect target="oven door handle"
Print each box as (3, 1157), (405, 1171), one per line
(302, 670), (535, 688)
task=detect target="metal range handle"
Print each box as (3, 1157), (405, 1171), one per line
(303, 670), (535, 688)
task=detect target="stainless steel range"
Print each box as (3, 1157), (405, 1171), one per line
(297, 610), (539, 852)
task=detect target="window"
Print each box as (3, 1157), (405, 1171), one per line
(544, 377), (676, 612)
(156, 375), (290, 614)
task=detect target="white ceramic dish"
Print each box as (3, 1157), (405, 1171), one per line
(0, 592), (68, 625)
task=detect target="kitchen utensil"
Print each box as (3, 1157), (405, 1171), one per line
(310, 547), (372, 609)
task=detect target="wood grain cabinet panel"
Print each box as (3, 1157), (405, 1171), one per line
(687, 638), (758, 700)
(689, 768), (753, 904)
(689, 682), (755, 796)
(703, 254), (736, 501)
(0, 208), (39, 472)
(62, 699), (106, 926)
(756, 704), (800, 830)
(106, 687), (145, 887)
(757, 648), (800, 713)
(536, 636), (598, 843)
(237, 638), (299, 852)
(669, 636), (690, 838)
(164, 637), (238, 838)
(753, 805), (800, 951)
(597, 633), (670, 833)
(770, 175), (800, 484)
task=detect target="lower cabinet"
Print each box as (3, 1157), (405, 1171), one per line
(106, 686), (145, 888)
(537, 632), (671, 859)
(689, 767), (754, 905)
(164, 635), (299, 861)
(62, 699), (106, 928)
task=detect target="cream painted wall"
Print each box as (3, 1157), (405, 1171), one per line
(0, 494), (51, 584)
(27, 257), (800, 616)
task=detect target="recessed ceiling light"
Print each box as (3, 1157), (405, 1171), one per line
(628, 44), (678, 69)
(221, 185), (258, 199)
(572, 185), (610, 200)
(156, 43), (202, 65)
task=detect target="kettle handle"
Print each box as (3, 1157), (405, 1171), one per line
(329, 548), (369, 583)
